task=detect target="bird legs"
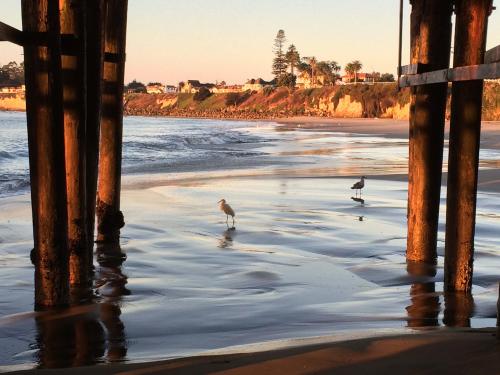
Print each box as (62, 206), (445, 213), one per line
(226, 215), (235, 229)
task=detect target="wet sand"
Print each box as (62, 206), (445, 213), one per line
(278, 117), (500, 148)
(1, 117), (499, 373)
(11, 329), (500, 374)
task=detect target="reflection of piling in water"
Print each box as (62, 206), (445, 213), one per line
(36, 244), (130, 368)
(100, 303), (127, 361)
(497, 283), (499, 339)
(96, 243), (129, 362)
(36, 313), (75, 369)
(443, 292), (475, 327)
(406, 0), (452, 265)
(72, 316), (106, 367)
(406, 262), (440, 328)
(35, 306), (105, 369)
(96, 0), (128, 244)
(407, 283), (440, 328)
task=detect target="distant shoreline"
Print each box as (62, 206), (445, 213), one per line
(2, 81), (499, 121)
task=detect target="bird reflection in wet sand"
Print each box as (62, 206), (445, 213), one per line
(406, 262), (440, 328)
(218, 228), (235, 249)
(351, 197), (365, 205)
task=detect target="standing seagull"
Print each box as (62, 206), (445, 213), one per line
(351, 176), (367, 197)
(218, 199), (235, 228)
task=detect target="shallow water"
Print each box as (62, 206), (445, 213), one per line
(0, 114), (499, 370)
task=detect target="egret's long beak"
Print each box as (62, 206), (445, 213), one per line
(217, 200), (223, 203)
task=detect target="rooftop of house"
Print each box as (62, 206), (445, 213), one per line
(245, 78), (275, 85)
(186, 80), (215, 88)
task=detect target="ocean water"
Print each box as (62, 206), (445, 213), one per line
(0, 112), (412, 198)
(0, 112), (499, 370)
(0, 113), (274, 198)
(2, 112), (500, 198)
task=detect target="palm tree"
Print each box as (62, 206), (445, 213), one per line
(344, 63), (354, 83)
(303, 56), (318, 85)
(332, 61), (341, 74)
(351, 60), (363, 83)
(316, 61), (342, 85)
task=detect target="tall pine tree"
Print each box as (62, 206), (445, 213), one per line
(272, 30), (287, 81)
(285, 44), (300, 76)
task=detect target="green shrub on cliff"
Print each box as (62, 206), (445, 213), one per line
(225, 91), (252, 107)
(193, 87), (212, 101)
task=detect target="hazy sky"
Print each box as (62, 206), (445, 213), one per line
(1, 1), (499, 85)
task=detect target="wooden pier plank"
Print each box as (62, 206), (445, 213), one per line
(0, 21), (25, 45)
(399, 62), (500, 87)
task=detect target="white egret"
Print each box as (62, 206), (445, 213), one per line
(218, 199), (235, 227)
(351, 176), (367, 197)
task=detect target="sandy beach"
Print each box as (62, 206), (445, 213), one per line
(9, 329), (500, 374)
(0, 115), (499, 374)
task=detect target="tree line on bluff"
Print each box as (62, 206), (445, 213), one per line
(0, 62), (24, 87)
(271, 29), (395, 87)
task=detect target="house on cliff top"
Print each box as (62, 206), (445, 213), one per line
(0, 84), (25, 94)
(146, 82), (165, 94)
(242, 78), (275, 92)
(179, 80), (216, 94)
(341, 72), (378, 83)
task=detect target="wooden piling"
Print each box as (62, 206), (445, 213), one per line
(444, 0), (492, 293)
(85, 0), (106, 269)
(406, 0), (453, 264)
(60, 0), (89, 292)
(21, 0), (69, 307)
(406, 0), (422, 232)
(443, 292), (474, 327)
(97, 0), (128, 243)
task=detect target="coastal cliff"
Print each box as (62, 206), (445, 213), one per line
(0, 93), (25, 112)
(2, 82), (498, 120)
(124, 82), (499, 120)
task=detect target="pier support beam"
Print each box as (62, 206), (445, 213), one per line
(406, 0), (453, 264)
(97, 0), (128, 243)
(85, 0), (106, 269)
(22, 0), (69, 307)
(444, 0), (492, 293)
(60, 0), (89, 294)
